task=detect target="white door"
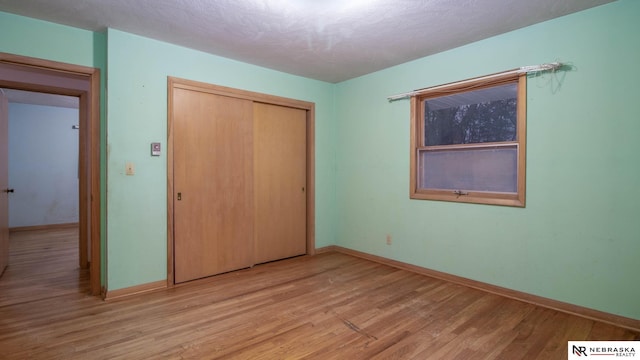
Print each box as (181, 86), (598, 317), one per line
(0, 92), (10, 277)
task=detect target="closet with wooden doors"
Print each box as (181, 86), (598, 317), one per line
(168, 78), (314, 284)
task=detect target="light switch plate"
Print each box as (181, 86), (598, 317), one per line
(125, 162), (135, 175)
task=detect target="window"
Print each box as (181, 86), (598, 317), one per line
(410, 73), (526, 207)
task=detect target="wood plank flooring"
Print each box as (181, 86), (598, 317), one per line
(0, 229), (638, 359)
(0, 227), (88, 308)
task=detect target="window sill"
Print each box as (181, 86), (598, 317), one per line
(410, 190), (525, 207)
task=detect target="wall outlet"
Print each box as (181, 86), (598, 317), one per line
(386, 234), (392, 245)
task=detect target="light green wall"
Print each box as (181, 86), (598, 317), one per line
(334, 0), (640, 320)
(105, 29), (336, 290)
(0, 12), (96, 66)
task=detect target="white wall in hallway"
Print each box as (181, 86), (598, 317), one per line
(8, 102), (79, 228)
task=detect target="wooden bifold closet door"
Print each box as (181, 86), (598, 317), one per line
(172, 87), (307, 284)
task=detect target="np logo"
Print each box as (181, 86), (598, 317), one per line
(573, 345), (588, 356)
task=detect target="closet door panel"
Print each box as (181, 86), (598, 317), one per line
(254, 103), (306, 264)
(173, 89), (254, 283)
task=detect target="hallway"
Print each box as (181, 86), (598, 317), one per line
(0, 227), (88, 307)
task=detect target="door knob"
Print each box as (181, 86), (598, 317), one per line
(3, 188), (14, 193)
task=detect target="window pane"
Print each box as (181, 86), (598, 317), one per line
(418, 146), (517, 193)
(424, 84), (517, 146)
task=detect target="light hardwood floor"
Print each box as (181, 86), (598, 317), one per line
(0, 228), (638, 359)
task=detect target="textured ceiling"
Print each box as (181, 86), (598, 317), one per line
(0, 0), (614, 83)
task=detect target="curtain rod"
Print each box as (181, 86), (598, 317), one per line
(387, 62), (563, 102)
